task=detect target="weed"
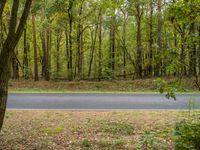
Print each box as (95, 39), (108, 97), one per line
(82, 139), (91, 148)
(43, 125), (64, 136)
(100, 121), (134, 135)
(97, 139), (124, 149)
(137, 131), (168, 150)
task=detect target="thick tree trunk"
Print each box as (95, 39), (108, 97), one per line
(0, 0), (32, 131)
(0, 42), (10, 130)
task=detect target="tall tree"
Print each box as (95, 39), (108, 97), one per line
(134, 1), (144, 78)
(0, 0), (33, 131)
(31, 14), (39, 81)
(155, 0), (162, 76)
(67, 0), (74, 80)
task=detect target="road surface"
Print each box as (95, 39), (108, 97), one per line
(7, 93), (200, 110)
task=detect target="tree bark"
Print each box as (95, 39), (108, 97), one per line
(88, 23), (99, 78)
(155, 0), (162, 77)
(148, 0), (153, 76)
(12, 47), (19, 80)
(135, 3), (143, 78)
(122, 9), (127, 79)
(77, 3), (83, 80)
(56, 31), (62, 78)
(189, 22), (197, 76)
(67, 0), (74, 80)
(32, 15), (39, 81)
(98, 8), (102, 81)
(110, 15), (116, 79)
(23, 27), (29, 79)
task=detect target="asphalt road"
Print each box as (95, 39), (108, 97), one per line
(7, 93), (200, 110)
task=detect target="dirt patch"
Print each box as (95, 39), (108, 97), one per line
(0, 110), (189, 150)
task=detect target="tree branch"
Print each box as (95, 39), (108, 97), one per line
(11, 0), (33, 49)
(0, 0), (6, 19)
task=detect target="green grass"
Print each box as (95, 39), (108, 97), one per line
(99, 121), (134, 135)
(8, 88), (200, 94)
(1, 110), (199, 149)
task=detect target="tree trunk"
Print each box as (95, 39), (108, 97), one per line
(122, 10), (127, 79)
(56, 31), (62, 78)
(32, 15), (39, 81)
(0, 49), (10, 130)
(135, 3), (143, 78)
(189, 22), (197, 76)
(0, 0), (32, 131)
(77, 3), (83, 80)
(110, 15), (115, 79)
(12, 47), (19, 80)
(149, 0), (153, 76)
(68, 0), (74, 80)
(88, 23), (99, 78)
(98, 8), (102, 81)
(65, 30), (70, 79)
(180, 27), (187, 76)
(23, 27), (29, 79)
(155, 0), (162, 77)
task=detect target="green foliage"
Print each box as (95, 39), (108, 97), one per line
(175, 118), (200, 150)
(137, 131), (168, 150)
(154, 78), (184, 100)
(100, 121), (134, 135)
(43, 125), (64, 135)
(81, 139), (91, 148)
(97, 139), (124, 149)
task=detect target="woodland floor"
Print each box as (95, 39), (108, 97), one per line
(8, 77), (199, 93)
(0, 110), (190, 150)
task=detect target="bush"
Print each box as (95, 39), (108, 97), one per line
(175, 118), (200, 150)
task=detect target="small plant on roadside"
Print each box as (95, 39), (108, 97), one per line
(100, 121), (134, 135)
(174, 118), (200, 150)
(97, 139), (125, 149)
(82, 139), (91, 148)
(137, 131), (168, 150)
(43, 125), (64, 136)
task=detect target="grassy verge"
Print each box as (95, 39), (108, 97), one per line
(8, 78), (200, 94)
(0, 110), (192, 150)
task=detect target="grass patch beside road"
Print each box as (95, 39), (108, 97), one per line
(0, 110), (192, 149)
(8, 78), (200, 94)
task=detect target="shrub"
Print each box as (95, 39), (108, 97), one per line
(138, 131), (168, 150)
(175, 118), (200, 150)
